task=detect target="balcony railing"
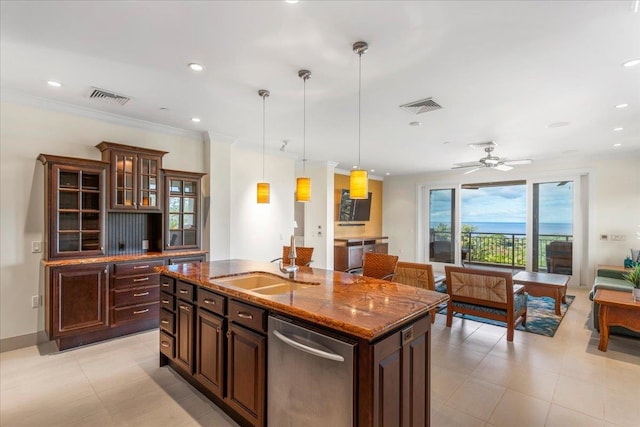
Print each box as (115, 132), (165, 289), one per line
(430, 231), (573, 270)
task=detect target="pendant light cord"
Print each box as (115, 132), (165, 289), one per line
(262, 94), (266, 181)
(303, 76), (307, 175)
(358, 50), (362, 169)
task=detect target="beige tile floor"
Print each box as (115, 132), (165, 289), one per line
(1, 287), (638, 426)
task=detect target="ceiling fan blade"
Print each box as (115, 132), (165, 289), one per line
(452, 162), (482, 169)
(494, 164), (513, 171)
(503, 159), (533, 166)
(463, 167), (481, 174)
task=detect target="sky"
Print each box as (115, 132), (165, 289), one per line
(430, 182), (574, 224)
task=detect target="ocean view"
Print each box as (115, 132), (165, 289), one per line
(431, 222), (572, 235)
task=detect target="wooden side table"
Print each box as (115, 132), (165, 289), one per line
(513, 271), (570, 315)
(593, 289), (640, 352)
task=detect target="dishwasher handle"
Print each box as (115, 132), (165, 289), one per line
(272, 330), (345, 362)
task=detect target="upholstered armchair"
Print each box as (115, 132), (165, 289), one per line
(444, 266), (527, 341)
(394, 261), (437, 323)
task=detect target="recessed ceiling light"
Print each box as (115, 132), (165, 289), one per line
(188, 63), (204, 71)
(409, 121), (421, 126)
(615, 103), (629, 109)
(191, 117), (201, 123)
(443, 141), (451, 145)
(47, 80), (62, 87)
(352, 165), (357, 169)
(546, 121), (570, 128)
(370, 169), (375, 172)
(613, 127), (624, 131)
(285, 0), (299, 3)
(385, 172), (390, 176)
(613, 143), (622, 147)
(623, 58), (640, 67)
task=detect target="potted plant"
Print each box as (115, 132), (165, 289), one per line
(624, 264), (640, 302)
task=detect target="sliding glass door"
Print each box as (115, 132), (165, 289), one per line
(531, 181), (574, 275)
(427, 188), (456, 264)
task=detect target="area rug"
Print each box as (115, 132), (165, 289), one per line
(436, 295), (575, 337)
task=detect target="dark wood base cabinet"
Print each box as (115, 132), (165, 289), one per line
(159, 274), (431, 427)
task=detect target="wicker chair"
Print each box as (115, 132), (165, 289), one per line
(394, 261), (437, 323)
(357, 252), (399, 280)
(444, 265), (527, 341)
(270, 246), (314, 267)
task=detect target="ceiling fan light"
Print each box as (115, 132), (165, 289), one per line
(295, 177), (311, 202)
(350, 170), (368, 199)
(484, 158), (500, 165)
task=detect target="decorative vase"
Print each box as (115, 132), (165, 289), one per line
(633, 288), (640, 303)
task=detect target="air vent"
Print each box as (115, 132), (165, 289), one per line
(399, 97), (442, 115)
(88, 87), (131, 106)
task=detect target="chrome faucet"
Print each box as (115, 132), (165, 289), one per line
(279, 235), (299, 279)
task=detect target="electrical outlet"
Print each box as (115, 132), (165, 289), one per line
(31, 241), (42, 253)
(611, 234), (627, 241)
(31, 295), (41, 308)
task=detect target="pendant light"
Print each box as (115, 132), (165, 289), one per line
(296, 69), (312, 202)
(350, 41), (369, 200)
(257, 89), (271, 204)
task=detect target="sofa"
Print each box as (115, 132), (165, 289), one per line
(589, 267), (639, 338)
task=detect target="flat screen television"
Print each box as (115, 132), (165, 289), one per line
(338, 189), (372, 221)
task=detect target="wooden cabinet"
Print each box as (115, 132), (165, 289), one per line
(111, 260), (162, 326)
(38, 154), (108, 259)
(175, 281), (196, 374)
(334, 237), (389, 271)
(226, 322), (267, 427)
(196, 308), (225, 398)
(372, 315), (430, 427)
(47, 264), (110, 345)
(164, 170), (205, 250)
(96, 141), (167, 211)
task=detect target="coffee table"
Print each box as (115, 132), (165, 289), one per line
(512, 271), (570, 315)
(593, 289), (640, 352)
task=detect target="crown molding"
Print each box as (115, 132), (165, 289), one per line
(1, 89), (203, 141)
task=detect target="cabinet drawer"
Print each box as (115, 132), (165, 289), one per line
(112, 302), (159, 324)
(114, 259), (165, 276)
(176, 280), (194, 302)
(160, 276), (175, 293)
(197, 288), (225, 316)
(113, 285), (159, 307)
(160, 331), (175, 359)
(228, 300), (267, 333)
(159, 309), (175, 334)
(113, 273), (160, 290)
(160, 291), (175, 311)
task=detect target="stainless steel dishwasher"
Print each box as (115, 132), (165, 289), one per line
(268, 315), (355, 427)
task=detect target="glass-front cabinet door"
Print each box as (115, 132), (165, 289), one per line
(39, 154), (108, 259)
(164, 170), (205, 250)
(96, 142), (167, 212)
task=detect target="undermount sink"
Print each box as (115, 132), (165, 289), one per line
(212, 272), (317, 294)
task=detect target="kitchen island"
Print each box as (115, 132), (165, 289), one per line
(158, 259), (448, 427)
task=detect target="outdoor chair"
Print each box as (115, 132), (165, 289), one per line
(444, 265), (527, 341)
(546, 241), (572, 275)
(394, 261), (438, 323)
(270, 246), (314, 267)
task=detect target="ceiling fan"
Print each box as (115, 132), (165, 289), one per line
(452, 142), (533, 174)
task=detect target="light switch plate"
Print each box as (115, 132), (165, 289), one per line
(32, 241), (42, 253)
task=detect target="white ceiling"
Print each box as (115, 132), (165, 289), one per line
(1, 1), (639, 175)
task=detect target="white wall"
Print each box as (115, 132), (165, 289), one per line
(383, 154), (640, 286)
(0, 101), (205, 341)
(0, 100), (299, 343)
